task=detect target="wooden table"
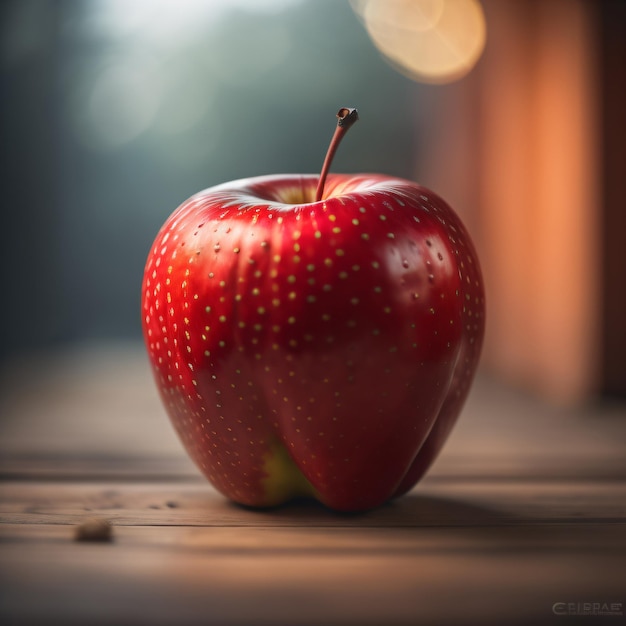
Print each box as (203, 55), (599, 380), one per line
(1, 344), (625, 625)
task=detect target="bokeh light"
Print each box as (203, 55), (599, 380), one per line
(351, 0), (486, 84)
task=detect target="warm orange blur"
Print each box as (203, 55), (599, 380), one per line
(481, 0), (602, 402)
(351, 0), (487, 84)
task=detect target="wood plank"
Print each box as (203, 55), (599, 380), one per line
(2, 521), (626, 553)
(2, 479), (625, 527)
(1, 523), (624, 626)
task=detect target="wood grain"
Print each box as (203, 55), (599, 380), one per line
(1, 521), (624, 626)
(2, 479), (626, 527)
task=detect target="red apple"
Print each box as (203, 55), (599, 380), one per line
(142, 109), (484, 511)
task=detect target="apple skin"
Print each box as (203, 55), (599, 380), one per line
(142, 173), (484, 512)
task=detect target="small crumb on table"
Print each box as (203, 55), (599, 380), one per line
(74, 517), (113, 542)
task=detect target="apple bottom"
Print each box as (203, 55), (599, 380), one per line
(159, 345), (460, 512)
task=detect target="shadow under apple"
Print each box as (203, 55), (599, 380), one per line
(229, 492), (513, 528)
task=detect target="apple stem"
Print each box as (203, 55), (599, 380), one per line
(315, 107), (359, 202)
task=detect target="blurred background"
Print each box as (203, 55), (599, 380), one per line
(2, 7), (625, 624)
(0, 0), (624, 423)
